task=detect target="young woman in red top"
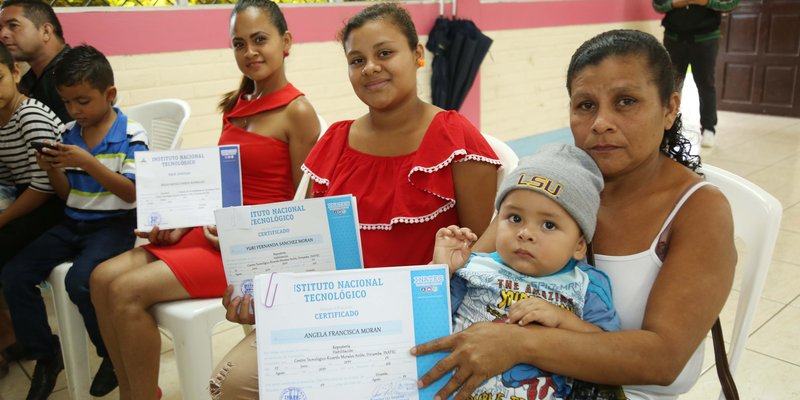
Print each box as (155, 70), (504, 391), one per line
(210, 4), (500, 398)
(90, 1), (320, 398)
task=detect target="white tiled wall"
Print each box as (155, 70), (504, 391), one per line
(480, 20), (662, 141)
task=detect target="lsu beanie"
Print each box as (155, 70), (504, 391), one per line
(495, 143), (603, 241)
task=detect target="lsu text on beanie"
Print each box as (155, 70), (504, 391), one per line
(495, 143), (603, 241)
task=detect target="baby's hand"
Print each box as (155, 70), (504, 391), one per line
(433, 225), (477, 274)
(507, 297), (569, 328)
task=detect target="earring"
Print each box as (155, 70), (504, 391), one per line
(417, 59), (425, 67)
(283, 50), (289, 57)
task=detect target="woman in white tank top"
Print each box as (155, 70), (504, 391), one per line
(414, 30), (737, 400)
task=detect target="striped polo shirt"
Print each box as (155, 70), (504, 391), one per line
(0, 98), (64, 192)
(63, 108), (148, 220)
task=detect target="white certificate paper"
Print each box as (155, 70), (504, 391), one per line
(135, 145), (242, 231)
(254, 265), (452, 400)
(215, 195), (363, 299)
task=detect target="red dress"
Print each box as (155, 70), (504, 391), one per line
(302, 111), (500, 268)
(145, 84), (302, 298)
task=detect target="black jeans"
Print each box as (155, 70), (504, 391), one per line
(2, 212), (136, 360)
(0, 191), (64, 268)
(664, 36), (720, 132)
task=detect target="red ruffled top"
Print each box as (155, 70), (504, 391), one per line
(302, 111), (500, 268)
(221, 83), (303, 205)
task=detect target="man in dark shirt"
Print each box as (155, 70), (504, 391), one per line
(0, 0), (70, 123)
(653, 0), (739, 148)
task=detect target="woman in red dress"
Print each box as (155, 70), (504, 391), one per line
(89, 1), (320, 398)
(209, 4), (501, 398)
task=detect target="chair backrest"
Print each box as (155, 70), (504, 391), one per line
(293, 115), (329, 201)
(481, 132), (519, 190)
(701, 165), (782, 385)
(127, 98), (191, 151)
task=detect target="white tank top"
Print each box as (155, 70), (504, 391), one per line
(594, 181), (712, 400)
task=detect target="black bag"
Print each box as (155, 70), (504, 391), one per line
(712, 319), (739, 400)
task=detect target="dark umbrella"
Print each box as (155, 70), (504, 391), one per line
(426, 16), (493, 111)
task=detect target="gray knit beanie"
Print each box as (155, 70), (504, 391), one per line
(495, 143), (604, 241)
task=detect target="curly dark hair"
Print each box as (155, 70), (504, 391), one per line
(566, 29), (701, 171)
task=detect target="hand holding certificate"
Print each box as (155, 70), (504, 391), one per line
(254, 265), (452, 400)
(215, 195), (363, 299)
(135, 146), (242, 231)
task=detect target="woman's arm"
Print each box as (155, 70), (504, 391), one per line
(285, 99), (321, 190)
(471, 216), (498, 253)
(451, 161), (497, 237)
(416, 185), (736, 399)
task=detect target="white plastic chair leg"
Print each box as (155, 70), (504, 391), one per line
(46, 262), (92, 400)
(152, 298), (226, 400)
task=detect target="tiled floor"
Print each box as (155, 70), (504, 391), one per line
(678, 111), (800, 400)
(1, 110), (799, 399)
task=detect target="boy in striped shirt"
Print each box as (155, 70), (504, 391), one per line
(2, 45), (148, 400)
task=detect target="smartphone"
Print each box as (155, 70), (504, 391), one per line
(31, 141), (59, 155)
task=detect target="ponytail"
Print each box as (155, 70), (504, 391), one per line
(219, 76), (254, 114)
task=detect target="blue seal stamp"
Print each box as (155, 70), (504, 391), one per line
(240, 279), (254, 296)
(280, 387), (307, 400)
(147, 212), (161, 227)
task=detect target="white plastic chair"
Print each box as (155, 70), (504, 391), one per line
(150, 299), (227, 399)
(701, 164), (782, 399)
(481, 132), (519, 190)
(126, 98), (191, 151)
(45, 263), (93, 400)
(44, 99), (191, 399)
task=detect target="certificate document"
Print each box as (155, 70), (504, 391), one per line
(254, 265), (452, 400)
(215, 195), (363, 299)
(135, 145), (242, 231)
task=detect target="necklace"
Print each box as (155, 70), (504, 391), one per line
(238, 88), (272, 128)
(245, 87), (268, 101)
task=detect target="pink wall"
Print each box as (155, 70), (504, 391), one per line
(57, 0), (659, 124)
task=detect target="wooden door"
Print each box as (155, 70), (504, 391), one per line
(717, 0), (800, 117)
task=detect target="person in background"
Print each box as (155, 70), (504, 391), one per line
(652, 0), (740, 148)
(0, 40), (63, 380)
(0, 0), (71, 123)
(209, 3), (500, 399)
(2, 44), (146, 400)
(414, 29), (736, 400)
(90, 0), (320, 398)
